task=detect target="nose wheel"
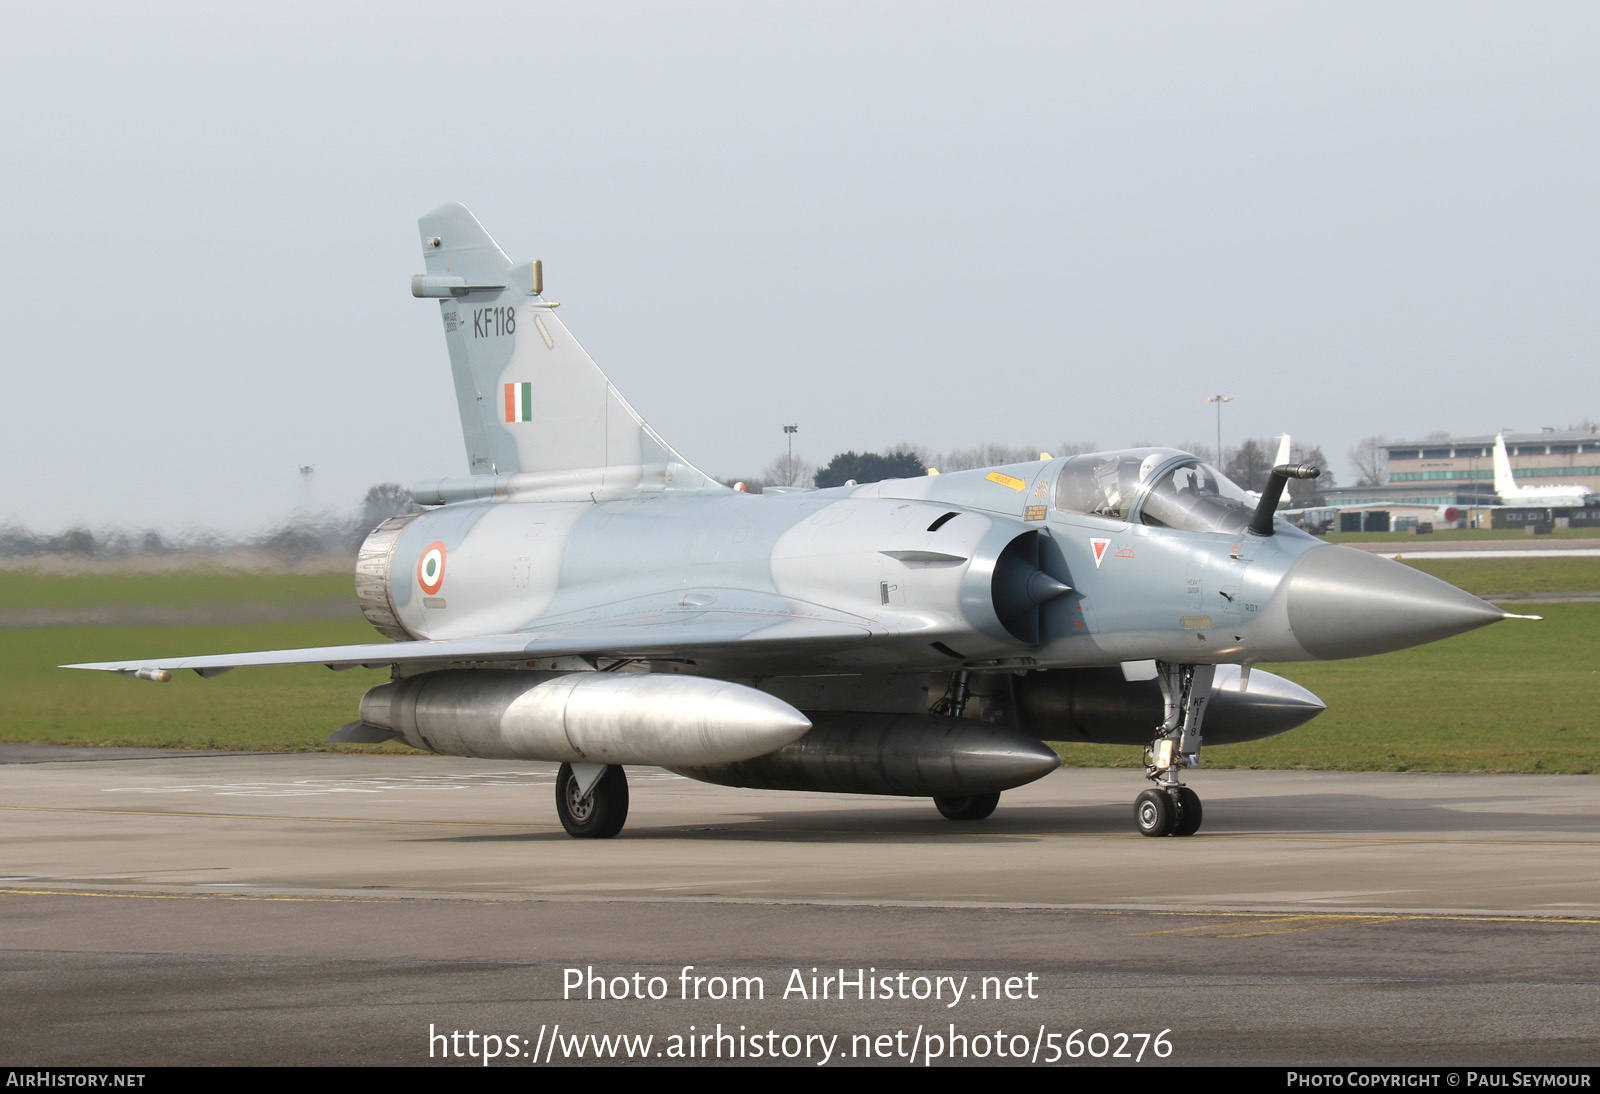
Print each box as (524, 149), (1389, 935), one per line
(1134, 785), (1202, 837)
(1172, 786), (1201, 836)
(1134, 789), (1174, 836)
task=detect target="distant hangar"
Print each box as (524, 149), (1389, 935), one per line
(1324, 428), (1600, 530)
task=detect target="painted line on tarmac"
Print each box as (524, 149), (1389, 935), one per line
(0, 804), (546, 827)
(7, 887), (1600, 929)
(1133, 910), (1600, 937)
(1135, 913), (1412, 937)
(0, 887), (415, 904)
(1381, 549), (1600, 559)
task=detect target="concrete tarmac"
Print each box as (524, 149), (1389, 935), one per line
(3, 748), (1598, 1067)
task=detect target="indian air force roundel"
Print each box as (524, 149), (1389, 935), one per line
(417, 542), (447, 594)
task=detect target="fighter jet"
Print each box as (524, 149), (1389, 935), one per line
(66, 204), (1534, 839)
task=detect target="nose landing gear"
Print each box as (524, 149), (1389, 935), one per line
(1135, 663), (1214, 837)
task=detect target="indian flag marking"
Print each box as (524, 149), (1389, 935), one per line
(417, 542), (447, 595)
(504, 382), (534, 423)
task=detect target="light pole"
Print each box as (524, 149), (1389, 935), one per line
(1206, 395), (1231, 468)
(784, 424), (798, 485)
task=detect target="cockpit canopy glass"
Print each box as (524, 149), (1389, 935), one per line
(1054, 449), (1257, 533)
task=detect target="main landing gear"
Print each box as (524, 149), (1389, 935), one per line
(934, 793), (1000, 821)
(1135, 663), (1215, 838)
(556, 762), (629, 838)
(929, 671), (1002, 823)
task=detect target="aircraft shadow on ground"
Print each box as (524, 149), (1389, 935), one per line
(413, 792), (1584, 844)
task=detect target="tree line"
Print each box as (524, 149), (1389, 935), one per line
(0, 484), (420, 566)
(8, 436), (1353, 566)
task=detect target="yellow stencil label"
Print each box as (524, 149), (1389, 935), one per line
(986, 472), (1026, 491)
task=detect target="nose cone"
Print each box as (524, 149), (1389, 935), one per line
(1283, 547), (1507, 660)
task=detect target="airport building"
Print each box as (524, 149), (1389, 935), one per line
(1385, 428), (1600, 492)
(1322, 427), (1600, 529)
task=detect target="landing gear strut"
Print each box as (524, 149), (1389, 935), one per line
(556, 762), (629, 838)
(1135, 663), (1214, 837)
(930, 671), (1003, 823)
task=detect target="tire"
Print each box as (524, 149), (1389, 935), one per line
(1135, 788), (1176, 837)
(555, 763), (629, 838)
(1172, 786), (1203, 837)
(934, 793), (1000, 821)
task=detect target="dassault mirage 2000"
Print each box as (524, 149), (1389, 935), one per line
(67, 204), (1535, 839)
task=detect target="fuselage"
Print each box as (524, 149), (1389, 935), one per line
(1497, 486), (1596, 506)
(360, 450), (1487, 676)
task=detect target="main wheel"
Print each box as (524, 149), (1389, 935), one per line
(1135, 788), (1176, 837)
(1172, 786), (1203, 837)
(555, 763), (629, 838)
(934, 793), (1000, 821)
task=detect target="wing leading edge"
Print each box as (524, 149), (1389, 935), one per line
(62, 594), (877, 678)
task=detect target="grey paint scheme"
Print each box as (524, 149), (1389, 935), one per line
(66, 204), (1518, 773)
(361, 670), (812, 766)
(414, 203), (716, 493)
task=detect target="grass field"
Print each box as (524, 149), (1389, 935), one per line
(1401, 557), (1600, 596)
(3, 557), (1596, 771)
(1, 569), (355, 610)
(4, 619), (395, 751)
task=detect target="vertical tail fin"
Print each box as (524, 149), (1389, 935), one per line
(413, 203), (720, 493)
(1273, 434), (1292, 466)
(1491, 433), (1519, 498)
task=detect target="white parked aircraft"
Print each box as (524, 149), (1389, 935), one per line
(1492, 434), (1596, 507)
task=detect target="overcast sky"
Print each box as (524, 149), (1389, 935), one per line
(4, 2), (1596, 533)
